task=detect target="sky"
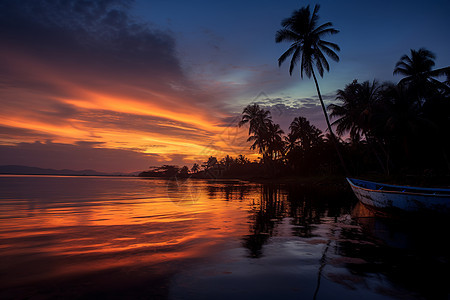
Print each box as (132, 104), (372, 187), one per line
(0, 0), (449, 173)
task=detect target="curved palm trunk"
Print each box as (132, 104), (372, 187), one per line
(311, 70), (349, 175)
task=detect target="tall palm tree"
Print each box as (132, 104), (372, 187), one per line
(276, 4), (347, 173)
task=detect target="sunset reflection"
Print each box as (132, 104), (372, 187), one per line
(0, 177), (260, 294)
(1, 176), (449, 298)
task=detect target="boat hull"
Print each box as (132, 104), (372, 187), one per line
(347, 178), (450, 214)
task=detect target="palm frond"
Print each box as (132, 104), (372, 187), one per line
(311, 4), (320, 27)
(314, 53), (325, 77)
(315, 27), (339, 36)
(417, 48), (435, 60)
(311, 22), (333, 35)
(316, 50), (329, 73)
(289, 47), (301, 75)
(318, 40), (340, 51)
(238, 119), (248, 127)
(276, 4), (340, 82)
(318, 43), (339, 62)
(247, 135), (257, 142)
(428, 66), (450, 77)
(275, 29), (299, 43)
(278, 44), (297, 67)
(328, 103), (346, 117)
(430, 77), (450, 93)
(399, 54), (412, 65)
(301, 51), (312, 78)
(393, 66), (410, 76)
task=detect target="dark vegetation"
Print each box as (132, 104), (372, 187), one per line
(140, 5), (449, 186)
(139, 46), (449, 185)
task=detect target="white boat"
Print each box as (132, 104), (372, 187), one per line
(347, 178), (450, 214)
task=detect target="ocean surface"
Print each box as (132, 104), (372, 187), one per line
(0, 175), (448, 299)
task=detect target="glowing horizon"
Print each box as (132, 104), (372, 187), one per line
(1, 0), (448, 172)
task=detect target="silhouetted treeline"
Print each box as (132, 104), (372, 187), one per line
(139, 48), (449, 181)
(138, 155), (265, 179)
(232, 48), (450, 180)
(139, 165), (189, 178)
(329, 48), (450, 178)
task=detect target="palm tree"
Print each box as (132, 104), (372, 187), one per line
(328, 80), (388, 173)
(374, 82), (450, 173)
(246, 120), (284, 160)
(265, 122), (285, 160)
(179, 166), (190, 177)
(290, 116), (311, 138)
(276, 4), (347, 173)
(394, 48), (434, 85)
(247, 131), (267, 156)
(394, 48), (450, 104)
(284, 132), (299, 155)
(221, 155), (234, 171)
(238, 104), (272, 135)
(237, 154), (250, 165)
(328, 80), (382, 143)
(239, 104), (273, 158)
(202, 156), (218, 171)
(191, 163), (200, 173)
(289, 116), (323, 150)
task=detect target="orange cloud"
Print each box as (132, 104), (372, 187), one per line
(63, 90), (223, 133)
(0, 0), (257, 171)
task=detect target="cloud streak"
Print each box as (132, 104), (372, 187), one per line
(0, 0), (256, 171)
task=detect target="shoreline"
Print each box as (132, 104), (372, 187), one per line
(140, 173), (350, 191)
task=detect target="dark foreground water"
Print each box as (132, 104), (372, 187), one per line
(0, 175), (448, 299)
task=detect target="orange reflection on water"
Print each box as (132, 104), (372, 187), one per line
(0, 177), (260, 292)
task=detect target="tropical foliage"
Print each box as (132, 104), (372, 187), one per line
(329, 48), (449, 176)
(140, 48), (449, 181)
(276, 4), (347, 173)
(238, 104), (284, 161)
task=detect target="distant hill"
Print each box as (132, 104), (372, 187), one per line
(0, 165), (121, 176)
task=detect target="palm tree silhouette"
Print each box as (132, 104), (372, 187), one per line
(276, 4), (347, 174)
(394, 48), (450, 104)
(328, 80), (389, 173)
(237, 154), (250, 165)
(284, 132), (299, 154)
(289, 116), (323, 151)
(265, 122), (285, 160)
(191, 163), (200, 173)
(239, 104), (272, 135)
(328, 80), (382, 143)
(239, 104), (273, 158)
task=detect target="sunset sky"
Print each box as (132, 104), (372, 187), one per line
(1, 0), (449, 173)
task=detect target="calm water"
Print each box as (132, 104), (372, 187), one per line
(0, 175), (448, 299)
